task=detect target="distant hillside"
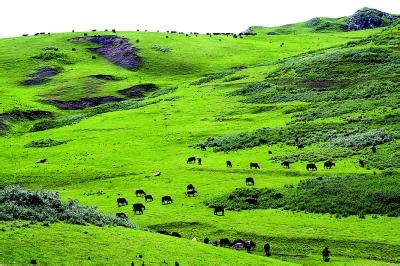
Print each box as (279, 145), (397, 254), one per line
(251, 7), (399, 34)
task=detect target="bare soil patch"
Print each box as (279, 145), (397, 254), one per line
(71, 35), (140, 70)
(21, 67), (61, 86)
(48, 96), (123, 110)
(118, 84), (158, 98)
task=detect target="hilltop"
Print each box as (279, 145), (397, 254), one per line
(251, 7), (399, 34)
(0, 8), (399, 265)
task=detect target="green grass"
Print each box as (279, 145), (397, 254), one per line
(0, 19), (399, 265)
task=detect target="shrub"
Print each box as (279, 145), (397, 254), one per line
(0, 185), (135, 227)
(151, 44), (171, 52)
(32, 51), (73, 64)
(329, 129), (393, 148)
(24, 138), (67, 148)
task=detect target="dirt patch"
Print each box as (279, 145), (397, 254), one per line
(71, 35), (140, 70)
(88, 74), (118, 80)
(118, 84), (158, 98)
(48, 96), (123, 110)
(0, 110), (53, 121)
(22, 67), (61, 86)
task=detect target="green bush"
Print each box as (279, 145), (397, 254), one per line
(205, 174), (400, 216)
(329, 129), (393, 148)
(25, 138), (67, 148)
(0, 185), (134, 227)
(151, 44), (171, 52)
(32, 51), (73, 64)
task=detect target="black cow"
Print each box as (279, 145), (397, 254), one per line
(204, 237), (210, 244)
(214, 206), (224, 216)
(117, 197), (128, 207)
(281, 161), (290, 168)
(187, 184), (195, 190)
(186, 190), (198, 197)
(162, 196), (173, 204)
(250, 162), (260, 169)
(197, 158), (202, 165)
(246, 177), (255, 186)
(187, 157), (196, 164)
(171, 232), (181, 238)
(116, 212), (127, 219)
(133, 203), (145, 214)
(324, 161), (335, 169)
(136, 189), (146, 197)
(316, 176), (323, 180)
(145, 195), (153, 202)
(359, 160), (365, 167)
(226, 160), (232, 168)
(306, 163), (317, 171)
(268, 150), (272, 155)
(219, 238), (231, 247)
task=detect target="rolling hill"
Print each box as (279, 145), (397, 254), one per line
(0, 7), (399, 265)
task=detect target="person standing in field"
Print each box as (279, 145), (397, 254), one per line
(264, 242), (271, 256)
(322, 247), (330, 262)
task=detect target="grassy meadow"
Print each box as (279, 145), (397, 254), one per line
(0, 16), (399, 265)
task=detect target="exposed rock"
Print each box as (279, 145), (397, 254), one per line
(21, 67), (61, 86)
(0, 110), (53, 121)
(71, 35), (140, 70)
(347, 8), (399, 30)
(48, 96), (123, 110)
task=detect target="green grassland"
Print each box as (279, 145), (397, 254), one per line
(0, 13), (399, 265)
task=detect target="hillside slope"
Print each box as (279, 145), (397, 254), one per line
(0, 14), (399, 266)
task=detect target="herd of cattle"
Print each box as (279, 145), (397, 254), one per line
(114, 155), (346, 218)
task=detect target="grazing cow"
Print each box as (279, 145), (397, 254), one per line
(268, 150), (273, 155)
(246, 177), (255, 186)
(132, 203), (145, 214)
(186, 190), (198, 197)
(306, 163), (317, 171)
(296, 144), (304, 149)
(162, 196), (173, 204)
(116, 212), (127, 219)
(197, 158), (202, 165)
(187, 184), (195, 191)
(226, 160), (232, 168)
(204, 237), (210, 244)
(250, 162), (260, 169)
(117, 197), (128, 206)
(187, 157), (196, 164)
(324, 161), (335, 169)
(219, 238), (231, 247)
(214, 206), (224, 216)
(281, 161), (290, 168)
(145, 195), (153, 202)
(359, 160), (365, 167)
(136, 189), (146, 197)
(92, 55), (96, 59)
(371, 146), (377, 153)
(171, 232), (181, 238)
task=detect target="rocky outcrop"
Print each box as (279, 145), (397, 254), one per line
(347, 8), (399, 30)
